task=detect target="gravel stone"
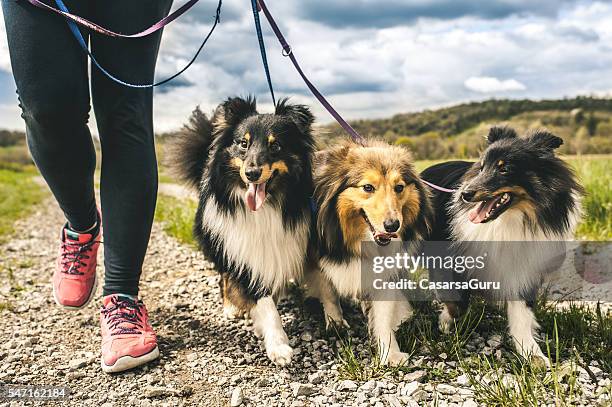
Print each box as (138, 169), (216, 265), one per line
(337, 380), (358, 391)
(290, 382), (315, 397)
(230, 387), (243, 406)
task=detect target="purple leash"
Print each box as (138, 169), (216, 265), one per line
(255, 0), (365, 146)
(24, 0), (199, 38)
(255, 0), (455, 193)
(421, 180), (457, 193)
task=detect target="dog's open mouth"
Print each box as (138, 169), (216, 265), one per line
(360, 209), (398, 246)
(468, 192), (512, 224)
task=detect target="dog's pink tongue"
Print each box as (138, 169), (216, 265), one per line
(246, 182), (267, 211)
(468, 200), (496, 224)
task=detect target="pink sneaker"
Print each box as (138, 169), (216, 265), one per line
(100, 295), (159, 373)
(52, 225), (100, 309)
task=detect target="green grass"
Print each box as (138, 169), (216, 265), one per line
(0, 168), (45, 241)
(537, 301), (611, 373)
(569, 156), (612, 240)
(154, 194), (198, 246)
(333, 296), (611, 404)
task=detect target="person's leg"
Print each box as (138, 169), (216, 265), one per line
(90, 0), (172, 297)
(3, 0), (102, 309)
(1, 0), (96, 231)
(90, 0), (172, 373)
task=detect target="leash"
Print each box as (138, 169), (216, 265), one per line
(254, 0), (365, 146)
(53, 0), (222, 88)
(421, 180), (457, 193)
(25, 0), (199, 38)
(253, 0), (455, 194)
(250, 0), (275, 105)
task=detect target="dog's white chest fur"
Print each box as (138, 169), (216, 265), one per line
(450, 203), (581, 299)
(321, 258), (362, 299)
(201, 197), (310, 294)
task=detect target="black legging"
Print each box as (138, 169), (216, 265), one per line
(2, 0), (172, 296)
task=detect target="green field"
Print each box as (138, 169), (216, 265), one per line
(0, 167), (44, 241)
(569, 156), (612, 240)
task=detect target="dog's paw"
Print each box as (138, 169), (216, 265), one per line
(438, 313), (454, 334)
(530, 354), (551, 369)
(266, 342), (293, 367)
(325, 316), (350, 332)
(514, 339), (550, 368)
(384, 351), (410, 367)
(223, 304), (243, 320)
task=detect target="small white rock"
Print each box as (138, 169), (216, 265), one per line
(230, 387), (243, 407)
(436, 383), (458, 395)
(401, 381), (420, 397)
(456, 374), (470, 386)
(337, 380), (358, 391)
(290, 382), (315, 397)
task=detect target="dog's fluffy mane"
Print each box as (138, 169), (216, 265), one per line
(313, 140), (433, 263)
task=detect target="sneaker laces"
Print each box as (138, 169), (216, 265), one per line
(60, 238), (101, 275)
(102, 296), (145, 336)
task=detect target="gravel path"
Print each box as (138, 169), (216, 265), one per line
(0, 196), (610, 407)
(0, 197), (356, 407)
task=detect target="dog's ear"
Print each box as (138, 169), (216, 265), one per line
(487, 126), (518, 144)
(216, 96), (257, 127)
(528, 130), (564, 152)
(275, 99), (315, 133)
(314, 145), (352, 258)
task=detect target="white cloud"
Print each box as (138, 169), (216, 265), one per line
(1, 1), (612, 132)
(464, 76), (527, 93)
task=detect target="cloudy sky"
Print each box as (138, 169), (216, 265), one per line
(1, 0), (612, 132)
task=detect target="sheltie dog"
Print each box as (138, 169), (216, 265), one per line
(170, 96), (317, 366)
(311, 141), (433, 365)
(421, 126), (583, 364)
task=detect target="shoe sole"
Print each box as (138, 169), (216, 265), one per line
(52, 272), (98, 311)
(101, 346), (160, 374)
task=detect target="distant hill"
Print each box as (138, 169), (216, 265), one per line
(320, 96), (612, 159)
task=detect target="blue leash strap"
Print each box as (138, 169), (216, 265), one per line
(251, 0), (276, 105)
(54, 0), (222, 88)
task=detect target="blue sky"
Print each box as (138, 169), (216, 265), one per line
(1, 0), (612, 132)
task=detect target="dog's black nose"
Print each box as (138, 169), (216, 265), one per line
(383, 219), (400, 233)
(245, 167), (262, 182)
(461, 190), (476, 202)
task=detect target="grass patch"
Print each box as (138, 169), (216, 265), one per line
(334, 296), (611, 404)
(154, 194), (197, 246)
(537, 301), (611, 373)
(0, 168), (45, 241)
(336, 335), (405, 381)
(569, 157), (612, 240)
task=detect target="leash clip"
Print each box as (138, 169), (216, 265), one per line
(282, 45), (292, 57)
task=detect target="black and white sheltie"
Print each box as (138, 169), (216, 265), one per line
(170, 96), (318, 366)
(421, 126), (583, 364)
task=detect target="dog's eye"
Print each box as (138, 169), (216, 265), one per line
(270, 141), (281, 153)
(240, 139), (248, 149)
(363, 184), (375, 193)
(394, 185), (404, 193)
(499, 165), (508, 174)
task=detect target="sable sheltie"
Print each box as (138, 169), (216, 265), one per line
(421, 126), (583, 364)
(311, 141), (433, 365)
(169, 97), (317, 366)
